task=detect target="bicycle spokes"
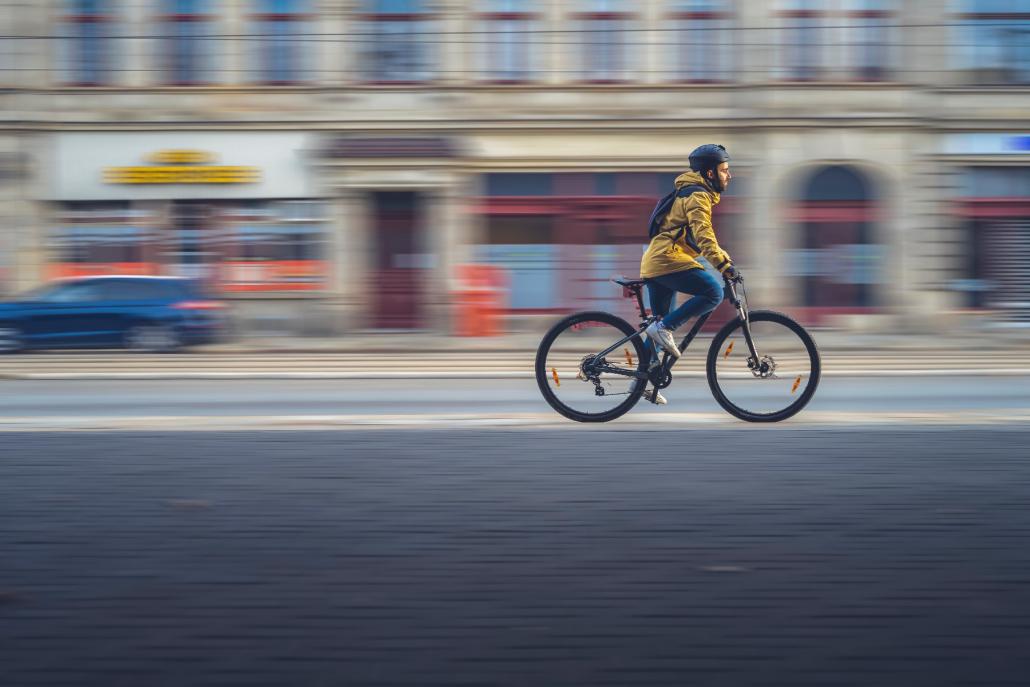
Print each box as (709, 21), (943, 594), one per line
(539, 316), (647, 419)
(711, 317), (818, 419)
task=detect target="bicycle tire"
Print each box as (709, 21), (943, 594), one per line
(706, 310), (821, 422)
(535, 311), (648, 423)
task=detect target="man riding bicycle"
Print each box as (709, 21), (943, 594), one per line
(640, 144), (739, 405)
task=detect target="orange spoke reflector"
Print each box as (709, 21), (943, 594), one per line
(791, 375), (802, 394)
(625, 348), (633, 366)
(724, 341), (734, 359)
(551, 368), (560, 387)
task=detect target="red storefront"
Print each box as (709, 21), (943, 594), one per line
(475, 172), (743, 325)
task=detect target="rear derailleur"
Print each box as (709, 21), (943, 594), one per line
(578, 355), (608, 396)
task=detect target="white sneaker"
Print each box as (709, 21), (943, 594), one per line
(642, 387), (668, 405)
(645, 321), (681, 358)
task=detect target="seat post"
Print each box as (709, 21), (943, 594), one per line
(635, 286), (648, 321)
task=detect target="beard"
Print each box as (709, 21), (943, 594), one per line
(708, 172), (725, 193)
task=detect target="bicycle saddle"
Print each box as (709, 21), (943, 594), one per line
(611, 276), (647, 289)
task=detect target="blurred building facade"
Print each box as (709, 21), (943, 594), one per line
(0, 0), (1028, 334)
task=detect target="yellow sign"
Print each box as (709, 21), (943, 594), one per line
(104, 150), (261, 185)
(147, 149), (216, 165)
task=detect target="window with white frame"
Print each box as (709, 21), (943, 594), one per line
(480, 0), (538, 82)
(779, 0), (823, 81)
(669, 0), (732, 82)
(161, 0), (218, 86)
(845, 0), (891, 81)
(360, 0), (435, 83)
(251, 0), (312, 84)
(60, 0), (114, 86)
(777, 0), (895, 81)
(575, 0), (634, 83)
(958, 0), (1030, 84)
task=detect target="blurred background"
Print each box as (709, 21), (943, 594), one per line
(0, 0), (1028, 342)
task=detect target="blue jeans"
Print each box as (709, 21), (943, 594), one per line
(644, 268), (724, 363)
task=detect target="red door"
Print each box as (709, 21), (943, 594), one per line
(371, 191), (425, 329)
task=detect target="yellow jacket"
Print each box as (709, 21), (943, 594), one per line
(640, 171), (733, 279)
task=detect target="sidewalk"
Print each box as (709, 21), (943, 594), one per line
(2, 332), (1028, 380)
(189, 329), (1030, 355)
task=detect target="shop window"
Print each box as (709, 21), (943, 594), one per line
(161, 0), (217, 86)
(789, 165), (883, 310)
(251, 0), (312, 84)
(574, 0), (635, 83)
(360, 0), (435, 83)
(958, 167), (1030, 316)
(60, 0), (113, 86)
(51, 203), (159, 279)
(668, 0), (733, 83)
(480, 0), (539, 83)
(486, 173), (554, 196)
(485, 215), (554, 245)
(220, 200), (327, 292)
(957, 0), (1030, 85)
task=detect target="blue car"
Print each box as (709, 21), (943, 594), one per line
(0, 276), (227, 353)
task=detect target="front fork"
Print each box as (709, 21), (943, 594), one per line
(726, 279), (762, 371)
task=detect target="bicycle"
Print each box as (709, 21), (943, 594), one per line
(535, 274), (821, 423)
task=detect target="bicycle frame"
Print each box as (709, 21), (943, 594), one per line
(588, 277), (762, 383)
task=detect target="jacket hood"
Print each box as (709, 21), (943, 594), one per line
(675, 170), (721, 205)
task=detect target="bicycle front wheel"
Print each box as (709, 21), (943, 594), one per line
(706, 310), (821, 422)
(535, 311), (648, 423)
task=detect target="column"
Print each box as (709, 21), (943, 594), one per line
(317, 0), (347, 87)
(333, 187), (373, 332)
(122, 0), (150, 87)
(642, 0), (662, 86)
(434, 0), (465, 86)
(221, 0), (245, 85)
(546, 0), (567, 85)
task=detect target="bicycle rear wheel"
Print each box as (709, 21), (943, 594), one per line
(535, 311), (648, 423)
(706, 310), (820, 422)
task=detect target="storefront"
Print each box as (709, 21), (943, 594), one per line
(944, 133), (1030, 326)
(473, 171), (744, 324)
(47, 132), (329, 296)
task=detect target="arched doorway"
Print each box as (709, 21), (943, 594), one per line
(792, 165), (883, 311)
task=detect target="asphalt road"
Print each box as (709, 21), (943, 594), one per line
(2, 428), (1030, 686)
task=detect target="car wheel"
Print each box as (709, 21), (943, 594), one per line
(0, 326), (23, 354)
(126, 324), (180, 353)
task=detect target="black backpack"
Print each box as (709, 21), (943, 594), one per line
(647, 184), (707, 239)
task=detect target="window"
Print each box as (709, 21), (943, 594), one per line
(360, 0), (435, 83)
(780, 0), (824, 81)
(219, 201), (327, 291)
(96, 279), (174, 302)
(777, 1), (894, 81)
(161, 0), (217, 85)
(575, 0), (634, 83)
(52, 203), (157, 275)
(669, 0), (732, 82)
(41, 281), (103, 304)
(958, 0), (1030, 84)
(845, 0), (891, 81)
(251, 0), (312, 84)
(480, 0), (538, 82)
(60, 0), (113, 86)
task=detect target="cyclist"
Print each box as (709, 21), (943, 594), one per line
(639, 144), (739, 405)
